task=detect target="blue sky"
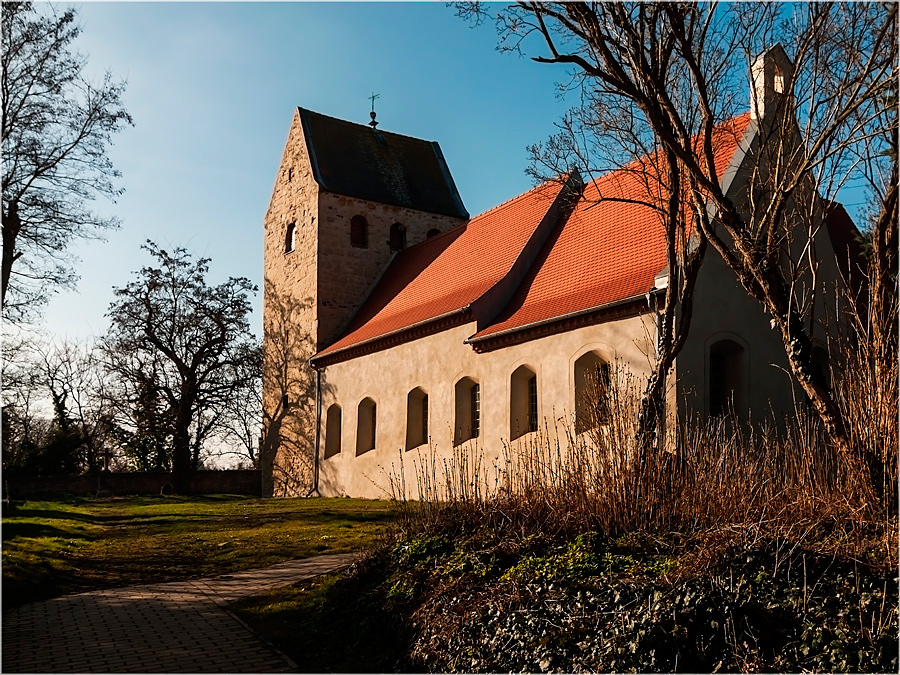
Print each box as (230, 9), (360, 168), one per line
(42, 1), (572, 341)
(36, 2), (871, 343)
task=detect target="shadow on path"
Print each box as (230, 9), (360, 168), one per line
(2, 552), (358, 673)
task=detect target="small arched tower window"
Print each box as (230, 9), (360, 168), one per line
(350, 215), (368, 249)
(510, 365), (538, 440)
(426, 228), (441, 239)
(284, 223), (296, 254)
(454, 377), (480, 446)
(389, 222), (406, 251)
(773, 65), (785, 94)
(574, 351), (611, 433)
(324, 404), (342, 458)
(709, 339), (746, 417)
(356, 398), (376, 455)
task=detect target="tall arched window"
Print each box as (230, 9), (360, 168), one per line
(510, 365), (538, 440)
(324, 404), (341, 458)
(406, 387), (428, 450)
(389, 222), (406, 251)
(709, 339), (746, 417)
(350, 215), (368, 249)
(284, 222), (296, 253)
(574, 351), (611, 433)
(454, 377), (480, 445)
(356, 398), (376, 455)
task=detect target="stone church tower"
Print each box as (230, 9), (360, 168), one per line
(261, 107), (468, 496)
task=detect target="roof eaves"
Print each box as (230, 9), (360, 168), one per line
(466, 290), (660, 345)
(430, 141), (469, 219)
(297, 107), (325, 189)
(311, 306), (472, 367)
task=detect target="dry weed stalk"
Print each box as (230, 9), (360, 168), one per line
(392, 351), (896, 566)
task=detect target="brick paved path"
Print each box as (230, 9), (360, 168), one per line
(2, 552), (359, 673)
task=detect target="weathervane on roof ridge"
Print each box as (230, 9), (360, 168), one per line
(368, 91), (380, 129)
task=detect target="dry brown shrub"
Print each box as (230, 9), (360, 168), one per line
(393, 331), (897, 567)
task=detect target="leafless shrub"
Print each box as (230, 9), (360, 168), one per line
(392, 356), (896, 566)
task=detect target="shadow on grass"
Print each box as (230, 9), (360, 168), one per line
(310, 510), (397, 524)
(2, 522), (93, 542)
(3, 507), (99, 525)
(231, 557), (414, 673)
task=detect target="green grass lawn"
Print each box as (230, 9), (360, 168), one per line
(1, 494), (396, 609)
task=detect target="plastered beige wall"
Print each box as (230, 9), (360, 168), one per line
(316, 316), (656, 499)
(676, 116), (853, 428)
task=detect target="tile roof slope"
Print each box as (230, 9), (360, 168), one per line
(315, 181), (566, 358)
(300, 108), (468, 219)
(471, 113), (753, 341)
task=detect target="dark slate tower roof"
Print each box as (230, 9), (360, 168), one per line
(298, 107), (469, 219)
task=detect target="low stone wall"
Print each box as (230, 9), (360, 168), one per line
(5, 470), (262, 499)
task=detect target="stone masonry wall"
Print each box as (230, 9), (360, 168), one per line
(262, 109), (467, 497)
(316, 192), (466, 349)
(262, 110), (320, 497)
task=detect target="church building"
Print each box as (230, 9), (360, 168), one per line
(261, 47), (862, 498)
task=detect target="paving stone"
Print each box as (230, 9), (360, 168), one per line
(2, 552), (357, 673)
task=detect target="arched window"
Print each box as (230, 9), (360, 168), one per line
(426, 228), (441, 239)
(356, 398), (376, 455)
(389, 222), (406, 251)
(709, 339), (746, 417)
(324, 404), (342, 458)
(574, 351), (611, 433)
(284, 222), (296, 253)
(406, 387), (428, 450)
(510, 365), (538, 440)
(350, 215), (368, 249)
(454, 377), (480, 445)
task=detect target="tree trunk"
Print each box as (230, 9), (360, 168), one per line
(870, 167), (898, 394)
(171, 392), (194, 494)
(863, 164), (897, 504)
(2, 201), (22, 309)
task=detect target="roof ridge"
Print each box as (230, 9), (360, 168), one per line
(297, 106), (443, 146)
(467, 179), (563, 221)
(581, 111), (752, 190)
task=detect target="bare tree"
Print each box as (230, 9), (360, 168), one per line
(1, 334), (49, 474)
(209, 343), (263, 468)
(34, 338), (118, 474)
(464, 2), (897, 493)
(103, 242), (258, 493)
(1, 2), (132, 322)
(103, 350), (174, 473)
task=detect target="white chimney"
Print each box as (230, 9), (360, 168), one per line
(750, 44), (794, 122)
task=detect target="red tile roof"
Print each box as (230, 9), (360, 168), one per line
(315, 113), (752, 362)
(470, 113), (752, 342)
(314, 180), (566, 360)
